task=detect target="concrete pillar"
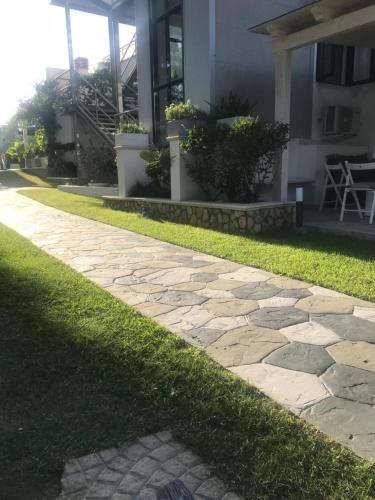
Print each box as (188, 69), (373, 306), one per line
(134, 0), (153, 133)
(168, 136), (203, 202)
(115, 133), (149, 198)
(274, 49), (292, 202)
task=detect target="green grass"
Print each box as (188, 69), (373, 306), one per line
(0, 169), (52, 188)
(22, 189), (375, 302)
(0, 223), (375, 500)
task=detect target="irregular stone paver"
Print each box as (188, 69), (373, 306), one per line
(2, 190), (375, 460)
(249, 307), (308, 330)
(277, 288), (312, 299)
(312, 314), (375, 343)
(280, 321), (340, 346)
(219, 268), (270, 282)
(57, 432), (241, 499)
(207, 279), (245, 291)
(203, 299), (258, 317)
(207, 325), (287, 367)
(322, 364), (375, 405)
(258, 296), (297, 308)
(296, 295), (356, 314)
(263, 342), (334, 375)
(354, 306), (375, 322)
(231, 364), (329, 412)
(327, 341), (375, 372)
(151, 291), (207, 307)
(268, 276), (310, 289)
(302, 397), (375, 460)
(232, 283), (280, 300)
(191, 272), (218, 283)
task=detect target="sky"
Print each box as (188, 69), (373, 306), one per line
(0, 0), (135, 125)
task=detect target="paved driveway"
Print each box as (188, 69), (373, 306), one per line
(1, 189), (375, 461)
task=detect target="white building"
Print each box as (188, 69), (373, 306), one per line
(51, 0), (375, 205)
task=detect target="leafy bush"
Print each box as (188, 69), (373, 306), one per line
(182, 117), (289, 203)
(214, 91), (254, 120)
(117, 122), (147, 134)
(128, 181), (170, 199)
(140, 147), (171, 191)
(7, 140), (25, 163)
(165, 99), (206, 122)
(81, 145), (117, 184)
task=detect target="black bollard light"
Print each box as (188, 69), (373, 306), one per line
(296, 186), (304, 228)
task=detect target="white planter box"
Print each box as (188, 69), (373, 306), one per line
(217, 116), (249, 127)
(114, 133), (149, 198)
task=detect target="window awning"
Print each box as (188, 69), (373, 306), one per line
(249, 0), (375, 51)
(50, 0), (135, 25)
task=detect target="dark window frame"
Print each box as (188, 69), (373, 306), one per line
(149, 0), (184, 144)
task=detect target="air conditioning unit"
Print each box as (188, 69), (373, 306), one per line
(323, 106), (360, 136)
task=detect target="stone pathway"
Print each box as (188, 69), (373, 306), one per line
(1, 189), (375, 463)
(57, 431), (240, 500)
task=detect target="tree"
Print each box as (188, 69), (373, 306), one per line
(17, 80), (60, 161)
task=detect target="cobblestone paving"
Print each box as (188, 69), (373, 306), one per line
(1, 190), (375, 462)
(57, 431), (241, 499)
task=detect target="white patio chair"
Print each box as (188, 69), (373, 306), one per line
(340, 161), (375, 224)
(319, 162), (347, 212)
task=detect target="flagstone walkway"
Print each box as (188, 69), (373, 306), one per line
(1, 189), (375, 462)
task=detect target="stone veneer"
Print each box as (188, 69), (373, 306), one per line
(103, 197), (296, 234)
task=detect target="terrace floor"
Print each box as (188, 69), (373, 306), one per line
(304, 207), (375, 241)
(1, 190), (375, 464)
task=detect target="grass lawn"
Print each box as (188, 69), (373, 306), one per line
(0, 169), (52, 188)
(22, 188), (375, 302)
(1, 224), (375, 500)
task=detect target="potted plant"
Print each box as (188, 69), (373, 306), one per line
(24, 145), (36, 169)
(115, 122), (149, 149)
(215, 92), (255, 127)
(114, 122), (150, 198)
(165, 100), (206, 139)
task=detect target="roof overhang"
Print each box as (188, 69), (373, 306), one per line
(50, 0), (135, 25)
(249, 0), (375, 51)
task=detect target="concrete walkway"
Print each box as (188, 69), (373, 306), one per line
(1, 189), (375, 462)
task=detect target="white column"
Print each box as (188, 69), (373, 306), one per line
(274, 49), (292, 202)
(168, 137), (203, 202)
(134, 0), (153, 133)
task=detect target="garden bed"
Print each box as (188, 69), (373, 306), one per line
(103, 196), (296, 234)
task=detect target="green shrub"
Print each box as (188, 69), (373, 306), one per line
(140, 147), (171, 191)
(182, 117), (289, 203)
(117, 122), (147, 134)
(165, 99), (206, 122)
(81, 145), (117, 184)
(214, 91), (254, 120)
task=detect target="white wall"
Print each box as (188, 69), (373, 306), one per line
(183, 0), (216, 111)
(215, 0), (314, 135)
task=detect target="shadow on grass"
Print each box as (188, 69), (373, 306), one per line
(1, 224), (375, 500)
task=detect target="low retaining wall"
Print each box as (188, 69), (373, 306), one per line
(58, 185), (119, 199)
(103, 197), (296, 234)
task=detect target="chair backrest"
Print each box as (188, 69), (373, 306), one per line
(345, 161), (375, 185)
(324, 162), (346, 186)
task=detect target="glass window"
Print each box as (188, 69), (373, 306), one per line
(317, 43), (375, 86)
(169, 13), (183, 81)
(150, 0), (184, 144)
(316, 44), (344, 85)
(351, 47), (375, 84)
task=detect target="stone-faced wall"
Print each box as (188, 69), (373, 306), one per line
(103, 197), (296, 234)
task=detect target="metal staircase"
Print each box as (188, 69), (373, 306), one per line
(55, 34), (138, 147)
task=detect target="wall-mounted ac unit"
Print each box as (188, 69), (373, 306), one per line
(323, 106), (360, 136)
